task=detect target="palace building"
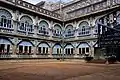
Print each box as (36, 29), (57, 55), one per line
(0, 0), (120, 59)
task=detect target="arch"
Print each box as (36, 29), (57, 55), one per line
(78, 21), (89, 28)
(65, 24), (74, 37)
(64, 43), (75, 48)
(19, 15), (33, 32)
(78, 21), (91, 36)
(54, 24), (62, 30)
(0, 9), (12, 19)
(77, 42), (91, 48)
(53, 43), (62, 48)
(17, 40), (34, 47)
(20, 15), (33, 24)
(37, 42), (50, 48)
(53, 24), (62, 36)
(52, 43), (62, 55)
(0, 38), (13, 45)
(65, 24), (73, 29)
(65, 25), (73, 30)
(38, 20), (49, 34)
(39, 20), (49, 28)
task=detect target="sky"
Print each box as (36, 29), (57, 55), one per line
(23, 0), (73, 4)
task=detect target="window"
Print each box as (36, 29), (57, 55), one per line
(65, 48), (73, 55)
(39, 21), (49, 35)
(0, 16), (12, 28)
(19, 16), (33, 33)
(38, 47), (49, 55)
(53, 24), (62, 37)
(78, 21), (91, 36)
(78, 47), (90, 55)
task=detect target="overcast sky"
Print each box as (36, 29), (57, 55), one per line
(23, 0), (72, 4)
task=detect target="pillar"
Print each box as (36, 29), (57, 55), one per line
(4, 44), (7, 53)
(49, 48), (53, 56)
(10, 45), (13, 54)
(91, 47), (94, 57)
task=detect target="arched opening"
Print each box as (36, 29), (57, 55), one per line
(37, 42), (50, 55)
(19, 16), (33, 33)
(17, 41), (34, 55)
(53, 24), (62, 37)
(77, 42), (90, 56)
(64, 43), (74, 55)
(38, 20), (49, 35)
(65, 25), (74, 37)
(78, 21), (91, 36)
(53, 43), (62, 55)
(0, 9), (13, 29)
(0, 38), (13, 55)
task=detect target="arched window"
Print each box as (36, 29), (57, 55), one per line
(17, 41), (34, 55)
(38, 20), (49, 35)
(19, 16), (33, 33)
(37, 42), (50, 55)
(53, 24), (62, 37)
(64, 44), (74, 55)
(78, 21), (91, 36)
(0, 38), (13, 55)
(65, 25), (74, 37)
(77, 43), (90, 56)
(0, 9), (13, 29)
(53, 43), (62, 55)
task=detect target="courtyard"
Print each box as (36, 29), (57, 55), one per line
(0, 60), (120, 80)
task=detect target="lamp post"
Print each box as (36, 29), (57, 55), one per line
(59, 0), (65, 61)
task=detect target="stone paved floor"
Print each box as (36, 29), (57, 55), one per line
(0, 60), (120, 80)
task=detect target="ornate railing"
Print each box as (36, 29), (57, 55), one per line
(1, 0), (61, 20)
(65, 0), (120, 21)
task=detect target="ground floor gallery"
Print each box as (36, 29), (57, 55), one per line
(0, 37), (100, 59)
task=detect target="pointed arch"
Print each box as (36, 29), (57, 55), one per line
(37, 42), (50, 48)
(0, 9), (12, 19)
(78, 21), (91, 36)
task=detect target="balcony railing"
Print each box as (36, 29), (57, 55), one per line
(37, 30), (49, 36)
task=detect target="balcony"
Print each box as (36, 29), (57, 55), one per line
(0, 21), (14, 33)
(37, 30), (49, 37)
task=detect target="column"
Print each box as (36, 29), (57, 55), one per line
(44, 47), (46, 55)
(31, 46), (34, 54)
(49, 48), (53, 56)
(22, 46), (24, 54)
(48, 48), (53, 57)
(75, 48), (79, 55)
(70, 48), (71, 55)
(9, 45), (12, 54)
(91, 47), (94, 57)
(4, 44), (7, 54)
(41, 47), (43, 54)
